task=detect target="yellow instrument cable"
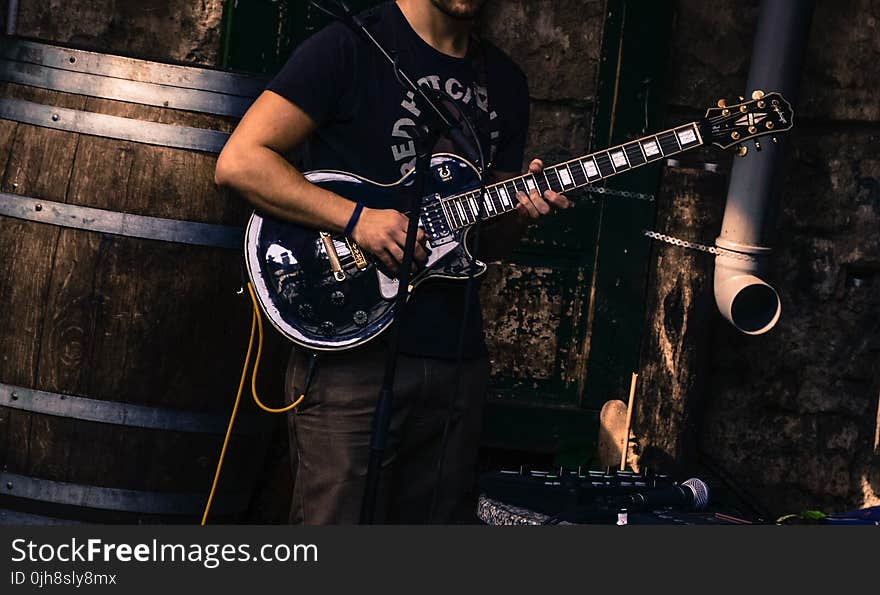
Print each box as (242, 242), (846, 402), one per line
(201, 282), (310, 525)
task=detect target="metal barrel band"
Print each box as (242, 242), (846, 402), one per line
(0, 508), (83, 525)
(0, 472), (249, 515)
(643, 230), (759, 261)
(0, 59), (256, 118)
(0, 192), (243, 250)
(0, 382), (264, 435)
(0, 37), (269, 97)
(0, 97), (230, 153)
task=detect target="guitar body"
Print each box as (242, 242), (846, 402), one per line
(245, 153), (487, 351)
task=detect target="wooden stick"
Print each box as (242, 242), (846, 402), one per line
(873, 388), (880, 456)
(620, 372), (638, 471)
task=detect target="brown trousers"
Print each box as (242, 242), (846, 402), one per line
(284, 340), (489, 524)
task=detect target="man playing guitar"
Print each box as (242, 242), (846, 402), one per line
(215, 0), (569, 524)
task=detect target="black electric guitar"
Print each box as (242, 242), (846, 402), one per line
(245, 92), (794, 351)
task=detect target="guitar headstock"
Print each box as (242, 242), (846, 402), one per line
(701, 91), (794, 153)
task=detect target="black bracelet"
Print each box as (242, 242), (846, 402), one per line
(344, 202), (364, 237)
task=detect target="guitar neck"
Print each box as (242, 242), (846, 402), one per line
(439, 121), (705, 230)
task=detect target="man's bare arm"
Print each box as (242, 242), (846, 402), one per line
(214, 91), (426, 273)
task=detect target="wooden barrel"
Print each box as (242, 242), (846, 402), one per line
(0, 38), (284, 524)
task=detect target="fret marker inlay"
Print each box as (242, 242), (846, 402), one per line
(559, 167), (573, 187)
(584, 159), (599, 178)
(642, 140), (660, 157)
(677, 129), (697, 145)
(498, 187), (511, 207)
(468, 195), (479, 217)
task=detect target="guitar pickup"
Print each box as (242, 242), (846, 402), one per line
(345, 238), (369, 270)
(319, 231), (346, 282)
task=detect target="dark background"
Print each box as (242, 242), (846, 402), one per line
(0, 0), (877, 520)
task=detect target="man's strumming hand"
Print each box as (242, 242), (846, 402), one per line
(350, 206), (429, 275)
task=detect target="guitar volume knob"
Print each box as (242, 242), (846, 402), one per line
(319, 321), (335, 336)
(297, 303), (314, 320)
(331, 290), (346, 307)
(353, 310), (368, 326)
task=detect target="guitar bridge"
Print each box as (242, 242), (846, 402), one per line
(346, 238), (369, 270)
(319, 231), (346, 282)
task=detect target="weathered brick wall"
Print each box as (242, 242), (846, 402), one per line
(5, 0), (225, 65)
(638, 0), (880, 516)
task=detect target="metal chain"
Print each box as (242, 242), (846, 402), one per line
(583, 185), (655, 202)
(643, 230), (758, 261)
(576, 185), (755, 261)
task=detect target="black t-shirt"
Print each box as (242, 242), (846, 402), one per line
(266, 1), (529, 359)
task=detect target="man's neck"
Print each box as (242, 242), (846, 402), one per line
(396, 0), (473, 58)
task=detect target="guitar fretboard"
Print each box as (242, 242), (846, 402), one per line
(439, 122), (704, 230)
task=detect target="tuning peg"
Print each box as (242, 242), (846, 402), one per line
(738, 95), (745, 102)
(734, 144), (748, 157)
(717, 98), (727, 108)
(751, 89), (765, 100)
(754, 139), (762, 152)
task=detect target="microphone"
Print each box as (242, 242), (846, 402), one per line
(613, 478), (710, 511)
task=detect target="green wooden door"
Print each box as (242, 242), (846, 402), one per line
(481, 1), (674, 465)
(220, 0), (386, 73)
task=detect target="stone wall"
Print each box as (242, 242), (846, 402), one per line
(482, 0), (603, 164)
(4, 0), (225, 65)
(636, 0), (880, 516)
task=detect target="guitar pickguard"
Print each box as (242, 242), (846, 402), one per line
(377, 270), (398, 300)
(375, 234), (479, 300)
